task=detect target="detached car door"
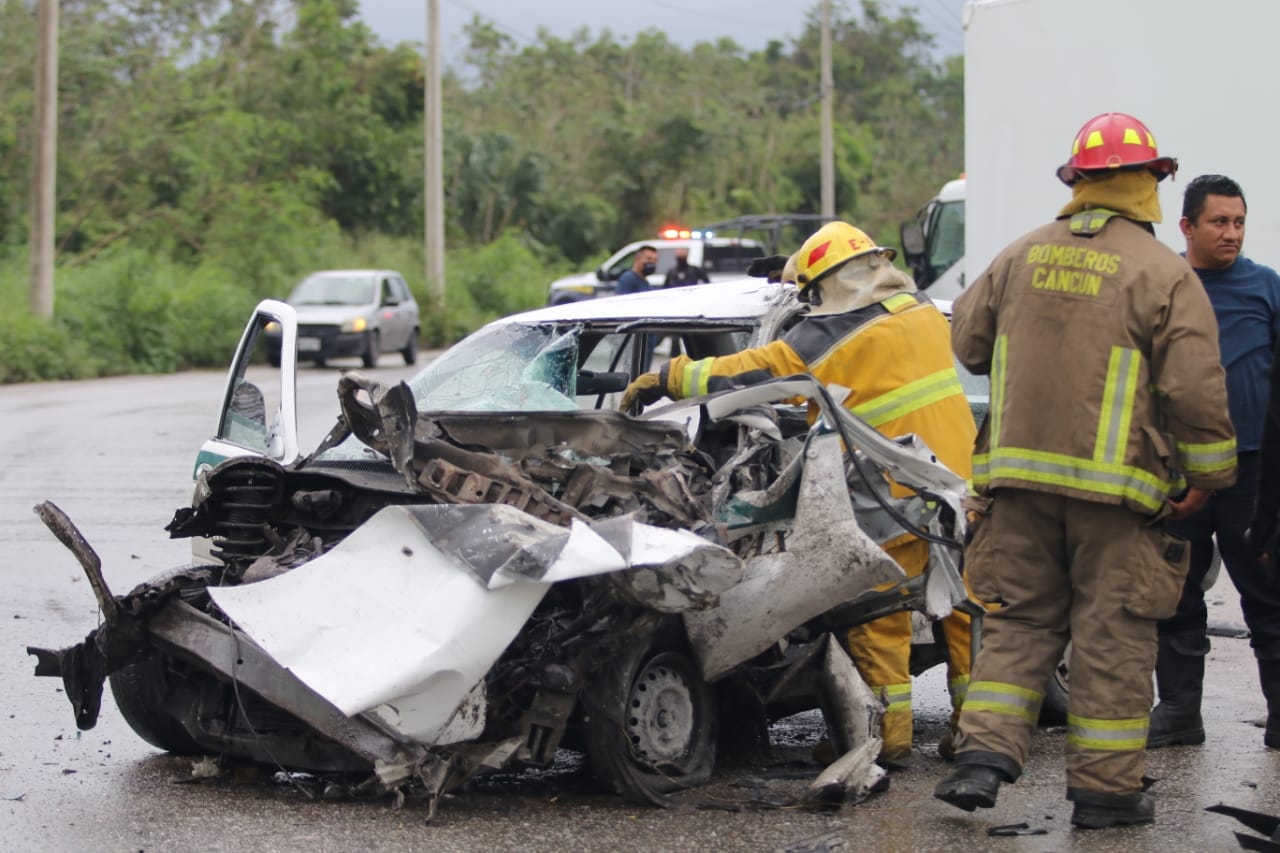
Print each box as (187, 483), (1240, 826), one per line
(192, 299), (302, 482)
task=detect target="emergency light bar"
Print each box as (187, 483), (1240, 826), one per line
(659, 226), (711, 240)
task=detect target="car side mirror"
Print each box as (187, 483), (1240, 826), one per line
(576, 370), (629, 396)
(596, 266), (611, 282)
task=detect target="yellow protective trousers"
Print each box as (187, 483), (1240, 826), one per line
(846, 538), (974, 762)
(952, 488), (1189, 795)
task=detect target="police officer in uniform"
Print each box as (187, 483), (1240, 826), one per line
(934, 113), (1237, 829)
(663, 247), (711, 288)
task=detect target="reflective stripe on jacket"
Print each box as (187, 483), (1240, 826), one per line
(659, 291), (977, 490)
(952, 211), (1236, 514)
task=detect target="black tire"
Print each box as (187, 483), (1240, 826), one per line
(581, 630), (717, 804)
(402, 329), (419, 365)
(1039, 642), (1071, 726)
(106, 565), (210, 755)
(362, 331), (380, 368)
(109, 652), (203, 754)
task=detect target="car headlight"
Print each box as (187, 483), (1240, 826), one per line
(341, 316), (368, 333)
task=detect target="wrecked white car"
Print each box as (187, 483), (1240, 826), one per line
(29, 281), (979, 815)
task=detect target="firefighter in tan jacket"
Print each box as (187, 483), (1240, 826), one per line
(934, 113), (1238, 830)
(622, 221), (978, 767)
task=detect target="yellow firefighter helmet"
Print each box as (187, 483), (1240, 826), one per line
(794, 222), (897, 291)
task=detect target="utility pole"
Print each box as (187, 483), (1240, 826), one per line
(819, 0), (835, 218)
(424, 0), (445, 304)
(29, 0), (58, 318)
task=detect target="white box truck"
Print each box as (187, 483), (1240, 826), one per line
(903, 0), (1280, 299)
(901, 0), (1264, 719)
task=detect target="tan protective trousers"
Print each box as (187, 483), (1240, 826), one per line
(847, 537), (974, 762)
(952, 489), (1189, 795)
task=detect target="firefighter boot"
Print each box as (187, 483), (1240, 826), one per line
(1146, 631), (1207, 748)
(1069, 789), (1155, 829)
(1258, 656), (1280, 749)
(933, 751), (1020, 812)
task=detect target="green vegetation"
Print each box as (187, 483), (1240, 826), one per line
(0, 0), (962, 382)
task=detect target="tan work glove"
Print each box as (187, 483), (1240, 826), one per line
(620, 372), (664, 411)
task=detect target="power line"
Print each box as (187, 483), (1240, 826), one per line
(443, 0), (537, 46)
(911, 0), (963, 39)
(452, 0), (789, 49)
(635, 0), (780, 32)
(878, 0), (962, 55)
(876, 0), (962, 37)
(431, 1), (961, 57)
(449, 0), (782, 47)
(925, 0), (964, 34)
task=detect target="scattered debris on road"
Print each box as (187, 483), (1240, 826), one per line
(1207, 803), (1280, 851)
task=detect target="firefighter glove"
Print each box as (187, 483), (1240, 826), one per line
(620, 372), (664, 411)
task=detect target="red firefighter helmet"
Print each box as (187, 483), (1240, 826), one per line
(1055, 112), (1178, 186)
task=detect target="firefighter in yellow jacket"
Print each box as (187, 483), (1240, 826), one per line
(933, 113), (1238, 829)
(622, 221), (978, 767)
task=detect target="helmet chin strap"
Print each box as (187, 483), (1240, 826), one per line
(800, 281), (824, 307)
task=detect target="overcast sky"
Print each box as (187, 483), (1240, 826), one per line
(356, 0), (965, 66)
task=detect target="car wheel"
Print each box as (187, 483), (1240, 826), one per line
(1039, 642), (1070, 726)
(581, 628), (717, 804)
(402, 329), (419, 365)
(109, 652), (203, 754)
(362, 331), (380, 368)
(107, 566), (208, 755)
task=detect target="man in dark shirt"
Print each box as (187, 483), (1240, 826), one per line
(615, 245), (658, 296)
(1150, 174), (1280, 751)
(663, 247), (710, 288)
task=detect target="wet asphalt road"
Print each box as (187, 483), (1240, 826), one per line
(1, 358), (1278, 852)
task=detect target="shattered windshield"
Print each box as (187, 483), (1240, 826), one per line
(319, 323), (581, 461)
(407, 323), (580, 412)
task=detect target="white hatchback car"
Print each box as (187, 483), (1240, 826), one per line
(267, 269), (420, 368)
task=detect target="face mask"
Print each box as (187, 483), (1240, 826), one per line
(641, 262), (656, 275)
(676, 257), (689, 270)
